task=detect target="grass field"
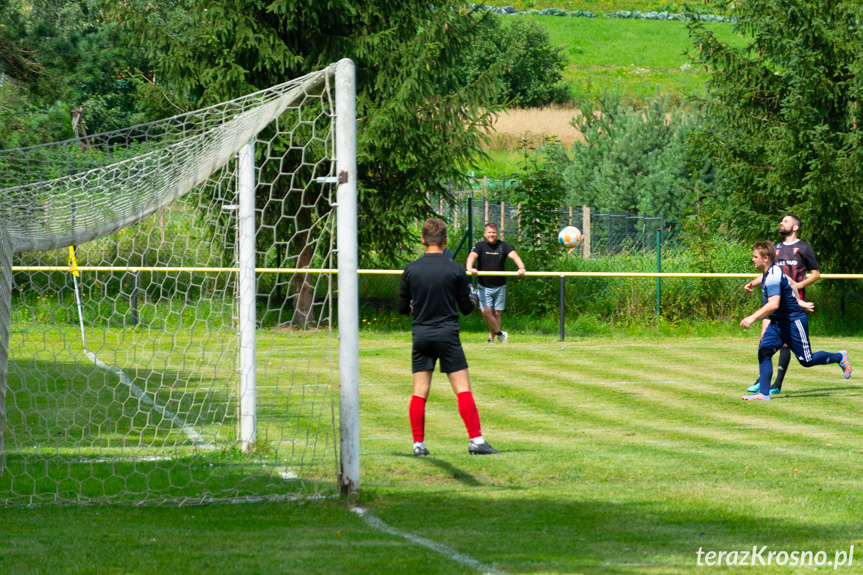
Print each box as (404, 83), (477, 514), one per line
(487, 0), (687, 12)
(478, 15), (749, 170)
(534, 15), (748, 103)
(3, 329), (863, 574)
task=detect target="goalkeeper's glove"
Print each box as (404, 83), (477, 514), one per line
(468, 286), (479, 309)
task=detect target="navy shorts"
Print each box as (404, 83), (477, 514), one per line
(412, 338), (468, 374)
(760, 317), (813, 363)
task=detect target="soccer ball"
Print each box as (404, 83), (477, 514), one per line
(558, 226), (582, 249)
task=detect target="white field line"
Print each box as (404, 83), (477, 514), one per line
(351, 506), (498, 575)
(84, 351), (214, 450)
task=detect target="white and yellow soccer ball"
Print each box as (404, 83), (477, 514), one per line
(558, 226), (582, 249)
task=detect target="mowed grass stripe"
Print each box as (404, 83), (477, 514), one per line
(475, 364), (863, 474)
(357, 336), (863, 499)
(359, 336), (863, 450)
(8, 331), (863, 573)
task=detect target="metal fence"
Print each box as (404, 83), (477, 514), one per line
(429, 189), (671, 259)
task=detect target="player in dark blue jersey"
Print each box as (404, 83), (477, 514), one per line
(740, 241), (851, 401)
(398, 218), (499, 455)
(743, 214), (821, 395)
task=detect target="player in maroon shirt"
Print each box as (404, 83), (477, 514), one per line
(743, 214), (821, 395)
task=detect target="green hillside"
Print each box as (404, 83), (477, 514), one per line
(529, 14), (747, 102)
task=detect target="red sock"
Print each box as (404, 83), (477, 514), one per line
(457, 391), (482, 439)
(409, 395), (426, 442)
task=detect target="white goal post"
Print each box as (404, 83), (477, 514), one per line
(0, 59), (359, 504)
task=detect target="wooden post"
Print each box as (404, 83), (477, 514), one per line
(455, 199), (459, 234)
(582, 205), (591, 259)
(569, 206), (573, 226)
(483, 177), (489, 224)
(517, 203), (522, 242)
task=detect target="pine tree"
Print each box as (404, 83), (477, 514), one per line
(111, 0), (506, 264)
(688, 0), (863, 272)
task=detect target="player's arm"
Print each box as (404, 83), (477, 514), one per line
(785, 272), (815, 312)
(792, 269), (821, 291)
(744, 274), (763, 294)
(397, 272), (413, 315)
(792, 246), (821, 291)
(508, 250), (526, 278)
(741, 294), (780, 329)
(759, 318), (770, 340)
(466, 251), (479, 275)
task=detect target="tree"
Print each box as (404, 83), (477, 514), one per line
(0, 0), (153, 148)
(494, 139), (568, 315)
(109, 0), (505, 324)
(499, 18), (568, 108)
(687, 0), (863, 273)
(111, 1), (504, 264)
(560, 91), (711, 227)
(457, 16), (568, 108)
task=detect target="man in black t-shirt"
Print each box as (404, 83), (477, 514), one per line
(743, 213), (821, 395)
(398, 218), (498, 456)
(466, 222), (526, 343)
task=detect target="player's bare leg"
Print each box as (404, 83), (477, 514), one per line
(481, 308), (507, 343)
(481, 306), (500, 341)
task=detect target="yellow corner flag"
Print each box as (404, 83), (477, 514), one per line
(68, 246), (80, 277)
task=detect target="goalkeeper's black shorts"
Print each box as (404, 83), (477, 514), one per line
(412, 337), (468, 374)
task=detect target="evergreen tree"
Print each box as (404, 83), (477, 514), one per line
(0, 0), (152, 148)
(688, 0), (863, 272)
(560, 91), (710, 228)
(111, 0), (506, 264)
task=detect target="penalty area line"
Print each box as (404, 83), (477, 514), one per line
(351, 506), (499, 574)
(84, 351), (214, 450)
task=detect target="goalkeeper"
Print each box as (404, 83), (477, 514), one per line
(398, 218), (499, 456)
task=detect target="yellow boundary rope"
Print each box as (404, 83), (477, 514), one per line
(10, 266), (863, 279)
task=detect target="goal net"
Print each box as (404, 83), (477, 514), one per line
(0, 60), (358, 505)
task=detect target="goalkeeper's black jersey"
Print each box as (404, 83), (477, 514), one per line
(398, 253), (475, 340)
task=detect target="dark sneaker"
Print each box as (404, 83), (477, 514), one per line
(468, 441), (499, 455)
(413, 443), (430, 456)
(487, 337), (495, 344)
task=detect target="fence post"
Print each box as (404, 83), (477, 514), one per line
(500, 201), (505, 240)
(517, 203), (522, 242)
(131, 271), (138, 327)
(608, 212), (612, 250)
(582, 205), (591, 259)
(642, 213), (647, 249)
(468, 196), (473, 247)
(560, 275), (566, 341)
(483, 177), (489, 223)
(656, 228), (662, 324)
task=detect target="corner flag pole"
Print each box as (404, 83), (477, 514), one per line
(69, 246), (87, 351)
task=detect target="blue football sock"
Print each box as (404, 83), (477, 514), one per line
(808, 351), (842, 366)
(758, 352), (773, 396)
